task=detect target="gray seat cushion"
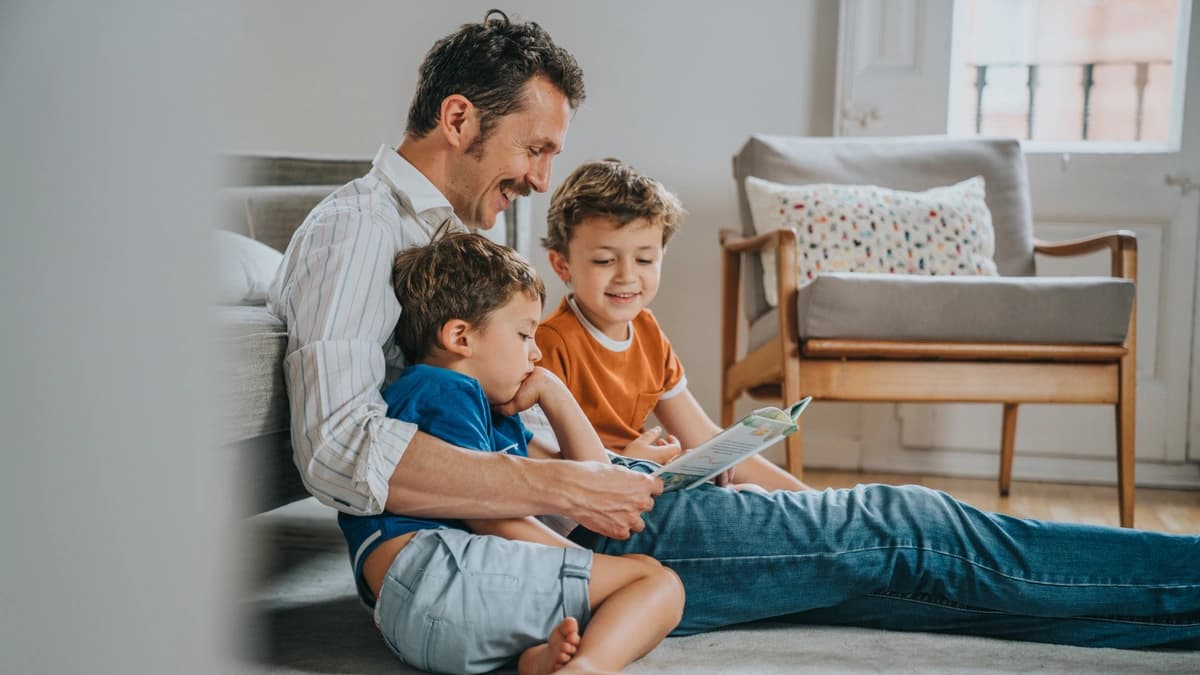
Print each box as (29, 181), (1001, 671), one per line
(217, 305), (289, 444)
(748, 273), (1135, 350)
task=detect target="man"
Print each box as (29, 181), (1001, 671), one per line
(269, 10), (658, 538)
(272, 10), (1200, 649)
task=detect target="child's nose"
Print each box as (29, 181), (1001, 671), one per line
(616, 258), (635, 279)
(530, 342), (542, 362)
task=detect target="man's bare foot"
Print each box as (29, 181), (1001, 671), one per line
(518, 616), (581, 675)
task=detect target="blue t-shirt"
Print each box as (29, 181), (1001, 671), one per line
(337, 364), (533, 608)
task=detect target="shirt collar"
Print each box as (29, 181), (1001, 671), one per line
(370, 144), (455, 221)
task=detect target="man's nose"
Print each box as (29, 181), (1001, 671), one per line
(527, 155), (552, 193)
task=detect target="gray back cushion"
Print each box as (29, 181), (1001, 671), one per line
(733, 135), (1036, 321)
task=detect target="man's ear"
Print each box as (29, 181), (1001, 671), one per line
(439, 319), (474, 357)
(547, 249), (572, 283)
(438, 94), (477, 150)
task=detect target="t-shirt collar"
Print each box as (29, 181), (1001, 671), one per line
(370, 143), (456, 224)
(566, 295), (633, 353)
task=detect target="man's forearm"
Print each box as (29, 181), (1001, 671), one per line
(388, 428), (663, 541)
(384, 430), (572, 518)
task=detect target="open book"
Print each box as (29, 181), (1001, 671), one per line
(653, 397), (813, 492)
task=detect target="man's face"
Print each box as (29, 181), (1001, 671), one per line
(446, 77), (571, 229)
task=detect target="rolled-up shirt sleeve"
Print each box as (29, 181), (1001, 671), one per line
(273, 201), (416, 516)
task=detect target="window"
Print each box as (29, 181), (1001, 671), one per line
(951, 0), (1182, 144)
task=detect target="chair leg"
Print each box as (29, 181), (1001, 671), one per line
(1117, 362), (1136, 528)
(999, 403), (1018, 497)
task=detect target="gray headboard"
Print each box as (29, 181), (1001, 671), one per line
(221, 154), (372, 252)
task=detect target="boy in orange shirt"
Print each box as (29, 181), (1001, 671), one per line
(536, 159), (807, 491)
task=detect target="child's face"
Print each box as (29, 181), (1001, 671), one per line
(464, 291), (544, 404)
(548, 215), (664, 340)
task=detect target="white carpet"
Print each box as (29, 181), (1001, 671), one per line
(236, 499), (1198, 674)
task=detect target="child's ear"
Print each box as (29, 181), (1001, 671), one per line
(439, 94), (477, 151)
(439, 319), (473, 357)
(547, 250), (572, 283)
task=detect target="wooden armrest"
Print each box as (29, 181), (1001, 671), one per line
(1034, 230), (1136, 257)
(1033, 230), (1137, 279)
(720, 228), (798, 254)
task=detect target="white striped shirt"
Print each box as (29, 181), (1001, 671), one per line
(268, 144), (466, 515)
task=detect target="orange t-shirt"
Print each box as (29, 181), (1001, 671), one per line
(536, 297), (686, 451)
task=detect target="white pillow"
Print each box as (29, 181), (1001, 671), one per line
(215, 230), (283, 305)
(745, 176), (999, 307)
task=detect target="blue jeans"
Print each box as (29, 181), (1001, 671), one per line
(589, 483), (1200, 648)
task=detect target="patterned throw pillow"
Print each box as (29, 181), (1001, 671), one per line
(744, 176), (999, 307)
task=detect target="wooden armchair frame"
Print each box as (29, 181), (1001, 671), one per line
(719, 228), (1138, 527)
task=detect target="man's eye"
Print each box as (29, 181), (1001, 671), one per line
(529, 147), (543, 157)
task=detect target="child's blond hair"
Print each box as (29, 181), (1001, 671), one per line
(543, 158), (684, 255)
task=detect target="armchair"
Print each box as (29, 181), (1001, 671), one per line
(720, 135), (1138, 526)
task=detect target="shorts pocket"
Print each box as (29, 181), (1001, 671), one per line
(378, 579), (425, 668)
(422, 615), (473, 675)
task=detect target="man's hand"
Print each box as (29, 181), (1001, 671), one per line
(551, 460), (662, 540)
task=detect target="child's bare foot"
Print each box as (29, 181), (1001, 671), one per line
(518, 616), (581, 675)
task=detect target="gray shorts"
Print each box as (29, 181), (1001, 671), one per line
(376, 528), (593, 674)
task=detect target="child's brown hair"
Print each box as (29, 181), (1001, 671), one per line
(542, 158), (684, 255)
(392, 230), (545, 364)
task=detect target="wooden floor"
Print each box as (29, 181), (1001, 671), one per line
(803, 469), (1200, 534)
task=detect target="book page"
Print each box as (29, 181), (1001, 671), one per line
(652, 397), (811, 491)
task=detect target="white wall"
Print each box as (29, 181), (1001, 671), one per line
(229, 0), (840, 420)
(2, 2), (233, 673)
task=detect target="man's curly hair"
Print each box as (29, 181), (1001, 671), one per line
(406, 9), (585, 155)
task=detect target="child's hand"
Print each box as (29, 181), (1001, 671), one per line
(623, 427), (683, 465)
(493, 367), (564, 416)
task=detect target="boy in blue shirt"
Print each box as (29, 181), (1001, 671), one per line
(338, 231), (684, 674)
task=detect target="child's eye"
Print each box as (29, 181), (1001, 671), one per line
(518, 332), (534, 341)
(636, 259), (654, 265)
(592, 259), (615, 266)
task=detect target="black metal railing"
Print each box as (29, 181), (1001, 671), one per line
(969, 59), (1172, 140)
